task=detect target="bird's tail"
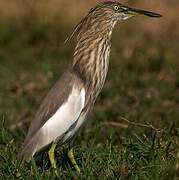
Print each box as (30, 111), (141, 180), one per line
(18, 134), (40, 162)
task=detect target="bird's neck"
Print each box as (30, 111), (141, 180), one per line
(71, 22), (116, 96)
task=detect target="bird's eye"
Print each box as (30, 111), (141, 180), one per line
(113, 5), (119, 11)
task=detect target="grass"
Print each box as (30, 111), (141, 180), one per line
(0, 11), (179, 179)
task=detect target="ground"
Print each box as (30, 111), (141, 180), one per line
(0, 3), (179, 179)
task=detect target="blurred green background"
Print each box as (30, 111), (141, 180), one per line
(0, 0), (179, 179)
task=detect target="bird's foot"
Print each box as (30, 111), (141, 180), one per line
(68, 148), (81, 173)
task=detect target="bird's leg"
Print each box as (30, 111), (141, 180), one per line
(68, 148), (80, 173)
(48, 142), (57, 169)
(48, 143), (59, 176)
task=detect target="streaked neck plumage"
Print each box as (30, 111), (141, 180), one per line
(72, 15), (117, 100)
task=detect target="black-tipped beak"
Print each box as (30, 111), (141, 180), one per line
(128, 7), (162, 18)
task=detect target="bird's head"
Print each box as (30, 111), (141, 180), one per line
(96, 1), (162, 21)
(65, 1), (162, 43)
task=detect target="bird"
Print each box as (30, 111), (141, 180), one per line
(18, 1), (162, 173)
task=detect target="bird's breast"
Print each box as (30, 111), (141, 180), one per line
(72, 36), (111, 107)
(91, 43), (110, 96)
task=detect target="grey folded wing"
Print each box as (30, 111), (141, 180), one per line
(18, 70), (85, 161)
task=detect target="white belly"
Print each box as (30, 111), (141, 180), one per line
(35, 87), (86, 152)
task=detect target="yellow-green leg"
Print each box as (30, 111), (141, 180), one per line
(68, 148), (80, 173)
(48, 143), (57, 169)
(48, 143), (59, 176)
